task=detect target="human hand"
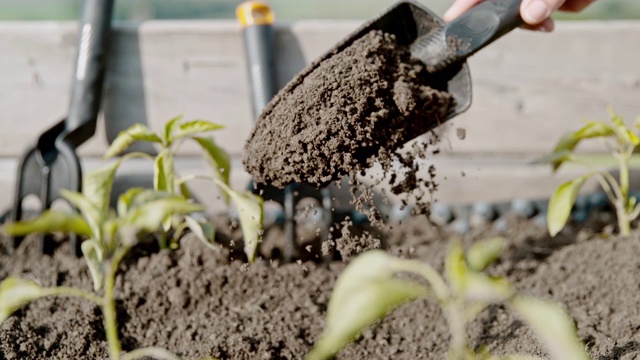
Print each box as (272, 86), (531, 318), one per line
(444, 0), (596, 32)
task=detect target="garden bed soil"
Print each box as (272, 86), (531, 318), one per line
(1, 213), (639, 360)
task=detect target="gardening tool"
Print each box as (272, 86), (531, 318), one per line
(252, 0), (524, 167)
(10, 0), (115, 254)
(237, 1), (335, 262)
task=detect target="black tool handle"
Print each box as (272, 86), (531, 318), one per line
(412, 0), (523, 72)
(64, 0), (115, 146)
(447, 0), (523, 56)
(237, 1), (277, 117)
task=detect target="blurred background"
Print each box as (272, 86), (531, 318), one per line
(1, 0), (639, 21)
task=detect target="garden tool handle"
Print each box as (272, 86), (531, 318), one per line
(64, 0), (115, 146)
(237, 1), (277, 117)
(412, 0), (523, 73)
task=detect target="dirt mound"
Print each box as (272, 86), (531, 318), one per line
(243, 29), (453, 189)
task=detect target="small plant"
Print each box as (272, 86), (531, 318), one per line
(104, 116), (263, 261)
(306, 238), (589, 360)
(546, 108), (640, 236)
(2, 161), (204, 360)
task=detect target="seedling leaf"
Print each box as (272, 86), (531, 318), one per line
(174, 120), (224, 140)
(4, 210), (92, 237)
(445, 240), (467, 294)
(214, 181), (263, 262)
(154, 149), (175, 193)
(193, 136), (231, 203)
(306, 251), (427, 360)
(185, 215), (216, 250)
(573, 120), (615, 140)
(117, 188), (145, 217)
(547, 174), (591, 237)
(0, 278), (48, 324)
(124, 195), (204, 235)
(163, 115), (183, 144)
(467, 237), (505, 272)
(510, 296), (590, 360)
(81, 240), (105, 291)
(464, 272), (513, 303)
(62, 190), (104, 242)
(104, 123), (162, 159)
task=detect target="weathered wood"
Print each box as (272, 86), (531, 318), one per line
(1, 21), (639, 158)
(1, 21), (639, 211)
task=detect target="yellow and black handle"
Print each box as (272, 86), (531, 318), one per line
(236, 1), (277, 118)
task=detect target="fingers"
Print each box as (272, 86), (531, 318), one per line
(520, 17), (555, 32)
(443, 0), (483, 22)
(521, 0), (558, 25)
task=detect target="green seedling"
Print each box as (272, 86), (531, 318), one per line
(104, 116), (263, 261)
(545, 108), (640, 236)
(2, 161), (205, 360)
(306, 238), (589, 360)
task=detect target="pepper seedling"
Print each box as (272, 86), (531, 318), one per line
(2, 160), (206, 360)
(545, 108), (640, 236)
(104, 116), (263, 262)
(306, 238), (589, 360)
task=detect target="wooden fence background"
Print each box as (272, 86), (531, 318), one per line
(1, 20), (639, 212)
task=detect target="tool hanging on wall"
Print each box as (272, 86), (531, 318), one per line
(10, 0), (115, 255)
(236, 1), (335, 262)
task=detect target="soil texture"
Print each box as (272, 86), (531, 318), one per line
(2, 214), (640, 359)
(243, 30), (453, 189)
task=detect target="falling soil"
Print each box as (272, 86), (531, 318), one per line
(243, 29), (453, 191)
(2, 214), (640, 359)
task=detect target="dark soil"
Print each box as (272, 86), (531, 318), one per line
(2, 214), (640, 359)
(243, 29), (453, 189)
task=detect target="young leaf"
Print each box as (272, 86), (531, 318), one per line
(463, 272), (513, 303)
(215, 181), (263, 262)
(547, 174), (591, 237)
(84, 153), (150, 215)
(81, 240), (105, 292)
(104, 123), (162, 159)
(61, 190), (104, 242)
(573, 121), (615, 140)
(466, 237), (505, 272)
(174, 120), (224, 140)
(305, 251), (428, 360)
(163, 114), (183, 145)
(0, 278), (48, 324)
(124, 195), (204, 235)
(117, 188), (146, 217)
(549, 135), (579, 171)
(510, 296), (589, 360)
(193, 137), (231, 202)
(185, 215), (216, 250)
(154, 149), (175, 193)
(445, 240), (467, 295)
(4, 210), (92, 237)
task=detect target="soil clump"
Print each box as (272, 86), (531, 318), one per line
(243, 29), (453, 191)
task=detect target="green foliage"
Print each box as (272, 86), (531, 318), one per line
(0, 278), (48, 324)
(3, 162), (203, 360)
(306, 238), (589, 360)
(105, 116), (263, 261)
(545, 108), (640, 236)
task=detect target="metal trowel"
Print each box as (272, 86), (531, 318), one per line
(280, 0), (523, 125)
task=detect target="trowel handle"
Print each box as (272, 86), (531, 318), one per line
(64, 0), (115, 146)
(446, 0), (523, 57)
(237, 1), (277, 118)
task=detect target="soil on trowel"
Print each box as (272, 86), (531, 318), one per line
(3, 215), (640, 359)
(243, 29), (453, 191)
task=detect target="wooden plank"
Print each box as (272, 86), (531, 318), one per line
(1, 21), (639, 160)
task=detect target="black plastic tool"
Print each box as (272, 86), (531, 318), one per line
(237, 1), (334, 262)
(10, 0), (115, 254)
